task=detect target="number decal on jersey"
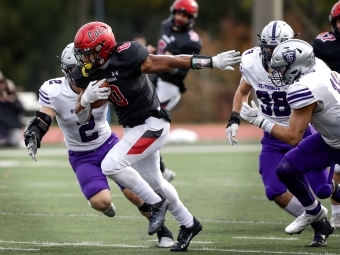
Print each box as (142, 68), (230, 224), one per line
(48, 79), (62, 85)
(78, 115), (98, 142)
(256, 90), (291, 117)
(245, 49), (254, 55)
(316, 32), (336, 42)
(108, 84), (129, 106)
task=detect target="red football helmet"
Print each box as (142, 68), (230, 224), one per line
(73, 21), (116, 76)
(329, 1), (340, 36)
(170, 0), (199, 29)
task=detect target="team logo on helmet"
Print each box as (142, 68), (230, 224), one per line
(87, 26), (107, 42)
(282, 50), (296, 65)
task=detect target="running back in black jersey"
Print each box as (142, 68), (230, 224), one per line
(74, 41), (160, 127)
(155, 19), (202, 93)
(311, 31), (340, 72)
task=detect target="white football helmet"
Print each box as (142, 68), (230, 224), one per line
(59, 43), (76, 85)
(259, 20), (295, 69)
(269, 39), (316, 86)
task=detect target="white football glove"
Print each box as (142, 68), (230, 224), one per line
(212, 50), (242, 70)
(240, 100), (274, 133)
(80, 79), (110, 107)
(226, 123), (239, 146)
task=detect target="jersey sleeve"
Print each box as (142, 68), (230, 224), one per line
(38, 79), (61, 112)
(286, 83), (316, 110)
(115, 41), (149, 68)
(239, 48), (257, 85)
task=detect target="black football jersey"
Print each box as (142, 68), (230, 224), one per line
(311, 31), (340, 72)
(155, 19), (202, 92)
(74, 41), (160, 127)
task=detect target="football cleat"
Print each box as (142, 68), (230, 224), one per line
(285, 205), (328, 235)
(308, 219), (334, 247)
(148, 195), (170, 235)
(157, 224), (174, 248)
(170, 217), (202, 252)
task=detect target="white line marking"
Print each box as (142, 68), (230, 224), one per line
(0, 240), (334, 254)
(0, 246), (40, 251)
(0, 211), (289, 225)
(0, 144), (260, 158)
(234, 236), (298, 240)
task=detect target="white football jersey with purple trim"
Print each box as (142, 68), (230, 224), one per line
(39, 77), (111, 151)
(240, 47), (291, 126)
(287, 58), (340, 148)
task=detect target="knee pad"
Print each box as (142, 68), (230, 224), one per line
(84, 180), (109, 200)
(264, 185), (286, 201)
(276, 158), (298, 181)
(314, 184), (332, 199)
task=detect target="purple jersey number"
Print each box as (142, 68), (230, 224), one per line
(78, 115), (98, 142)
(256, 90), (291, 117)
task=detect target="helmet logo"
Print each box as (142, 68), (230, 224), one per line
(87, 26), (107, 42)
(282, 50), (296, 65)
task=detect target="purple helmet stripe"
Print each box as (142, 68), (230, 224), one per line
(272, 20), (278, 39)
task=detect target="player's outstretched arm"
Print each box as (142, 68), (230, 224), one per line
(23, 106), (55, 161)
(141, 50), (241, 74)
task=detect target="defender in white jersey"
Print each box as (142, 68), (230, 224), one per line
(23, 43), (175, 247)
(240, 39), (340, 246)
(227, 21), (334, 247)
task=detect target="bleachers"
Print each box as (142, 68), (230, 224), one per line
(17, 92), (41, 125)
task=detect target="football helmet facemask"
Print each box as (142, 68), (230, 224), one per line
(170, 0), (199, 30)
(58, 43), (76, 85)
(269, 39), (316, 86)
(330, 1), (340, 37)
(258, 20), (295, 70)
(73, 21), (116, 77)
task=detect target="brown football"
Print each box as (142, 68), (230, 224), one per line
(90, 80), (110, 109)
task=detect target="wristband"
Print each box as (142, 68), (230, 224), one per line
(261, 119), (275, 133)
(227, 111), (241, 127)
(80, 92), (90, 108)
(191, 55), (213, 69)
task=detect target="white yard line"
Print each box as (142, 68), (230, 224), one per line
(0, 240), (335, 254)
(0, 144), (261, 158)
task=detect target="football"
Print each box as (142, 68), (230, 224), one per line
(90, 80), (110, 109)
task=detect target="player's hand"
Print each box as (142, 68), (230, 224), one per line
(226, 123), (239, 145)
(24, 131), (39, 161)
(241, 100), (267, 127)
(81, 79), (110, 107)
(212, 50), (242, 70)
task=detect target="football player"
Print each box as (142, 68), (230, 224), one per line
(241, 39), (340, 247)
(73, 21), (241, 251)
(226, 21), (333, 247)
(311, 0), (340, 229)
(23, 43), (174, 247)
(150, 0), (202, 182)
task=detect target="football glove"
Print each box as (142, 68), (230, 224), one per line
(212, 50), (242, 70)
(240, 100), (274, 133)
(24, 131), (39, 161)
(226, 112), (241, 146)
(81, 79), (111, 107)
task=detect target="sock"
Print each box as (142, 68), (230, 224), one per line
(103, 202), (116, 217)
(305, 201), (320, 215)
(283, 196), (305, 217)
(169, 205), (194, 228)
(331, 204), (340, 215)
(107, 166), (161, 205)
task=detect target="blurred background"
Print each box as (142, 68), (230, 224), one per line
(0, 0), (335, 124)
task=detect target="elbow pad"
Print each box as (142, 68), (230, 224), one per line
(24, 111), (52, 147)
(76, 107), (92, 125)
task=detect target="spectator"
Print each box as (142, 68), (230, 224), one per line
(0, 74), (25, 147)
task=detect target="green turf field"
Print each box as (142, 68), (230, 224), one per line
(0, 143), (338, 254)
